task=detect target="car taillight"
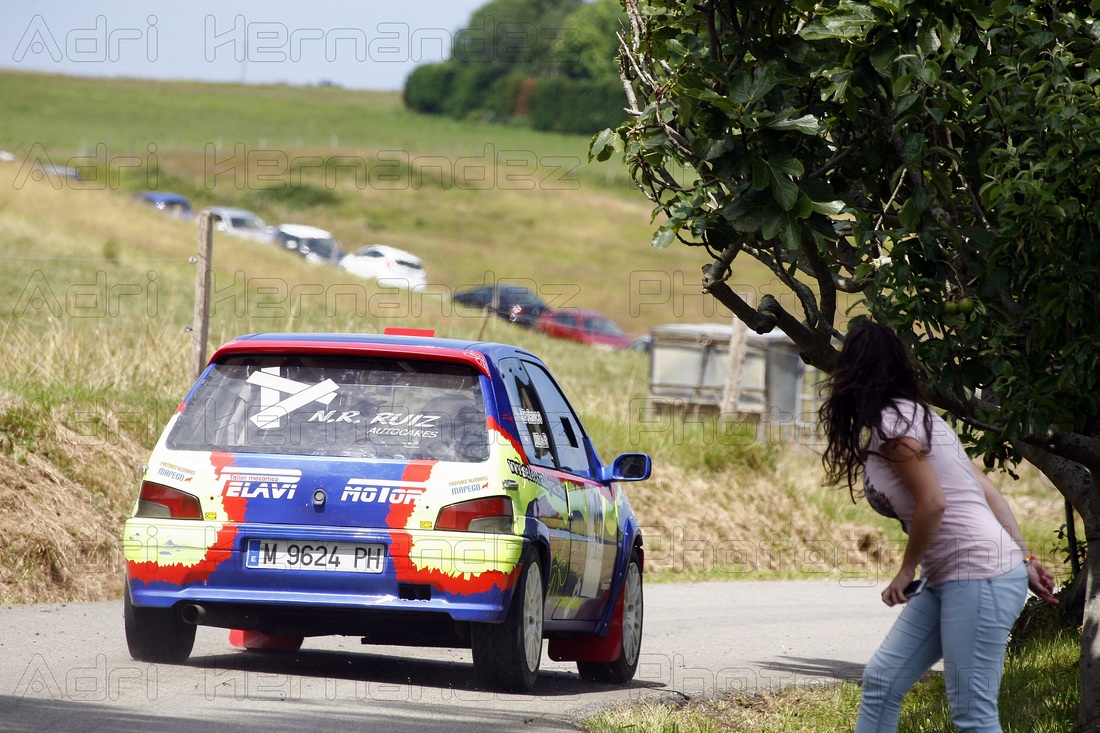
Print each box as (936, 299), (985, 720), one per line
(436, 496), (513, 534)
(135, 481), (203, 520)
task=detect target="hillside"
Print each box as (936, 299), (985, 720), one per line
(0, 72), (1070, 604)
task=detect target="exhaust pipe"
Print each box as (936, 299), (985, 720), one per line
(180, 604), (207, 625)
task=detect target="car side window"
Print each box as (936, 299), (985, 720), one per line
(499, 358), (554, 469)
(523, 361), (593, 476)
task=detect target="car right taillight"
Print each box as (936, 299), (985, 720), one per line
(135, 481), (202, 520)
(435, 496), (513, 534)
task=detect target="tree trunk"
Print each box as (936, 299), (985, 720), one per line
(979, 445), (1098, 728)
(1077, 508), (1100, 732)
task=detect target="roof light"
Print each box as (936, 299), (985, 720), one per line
(384, 328), (435, 337)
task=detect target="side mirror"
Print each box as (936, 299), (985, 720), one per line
(597, 453), (651, 483)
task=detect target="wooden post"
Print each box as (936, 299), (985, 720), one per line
(192, 212), (213, 379)
(720, 314), (748, 422)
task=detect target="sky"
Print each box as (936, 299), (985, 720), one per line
(0, 1), (492, 91)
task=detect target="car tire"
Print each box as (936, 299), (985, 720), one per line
(471, 556), (544, 693)
(577, 549), (643, 684)
(124, 586), (196, 664)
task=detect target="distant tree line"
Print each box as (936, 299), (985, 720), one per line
(403, 0), (626, 134)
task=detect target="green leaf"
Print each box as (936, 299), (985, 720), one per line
(762, 203), (788, 240)
(651, 224), (678, 249)
(780, 220), (801, 250)
(588, 128), (617, 163)
(769, 115), (824, 135)
(729, 66), (778, 103)
(769, 150), (805, 177)
(752, 159), (770, 191)
(772, 172), (800, 211)
(811, 199), (846, 215)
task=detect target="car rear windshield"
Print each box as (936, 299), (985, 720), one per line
(166, 355), (489, 462)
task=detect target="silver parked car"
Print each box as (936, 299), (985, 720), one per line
(202, 207), (271, 243)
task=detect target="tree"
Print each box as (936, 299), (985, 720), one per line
(403, 0), (629, 133)
(594, 0), (1100, 727)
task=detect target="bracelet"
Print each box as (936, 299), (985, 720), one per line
(1023, 554), (1035, 565)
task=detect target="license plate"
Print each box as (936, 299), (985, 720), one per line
(246, 539), (385, 573)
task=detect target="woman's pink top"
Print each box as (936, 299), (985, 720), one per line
(863, 399), (1022, 586)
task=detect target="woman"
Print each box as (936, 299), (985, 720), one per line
(819, 321), (1058, 732)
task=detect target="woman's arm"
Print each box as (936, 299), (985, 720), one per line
(879, 437), (946, 606)
(974, 467), (1059, 604)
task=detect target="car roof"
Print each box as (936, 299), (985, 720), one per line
(137, 191), (192, 205)
(352, 244), (419, 258)
(202, 206), (262, 218)
(548, 309), (614, 320)
(208, 332), (540, 375)
(271, 223), (334, 238)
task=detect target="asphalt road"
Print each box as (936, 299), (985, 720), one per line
(0, 580), (902, 732)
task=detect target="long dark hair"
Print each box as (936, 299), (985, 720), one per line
(819, 320), (930, 497)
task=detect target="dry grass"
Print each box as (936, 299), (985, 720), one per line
(0, 117), (1079, 605)
(0, 394), (144, 604)
(586, 684), (864, 733)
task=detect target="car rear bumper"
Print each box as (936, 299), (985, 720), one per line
(124, 519), (527, 623)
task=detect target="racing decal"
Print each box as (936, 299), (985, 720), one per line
(308, 410), (362, 424)
(247, 368), (338, 429)
(506, 458), (566, 500)
(517, 408), (543, 425)
(341, 479), (425, 505)
(386, 461), (522, 595)
(221, 468), (302, 500)
(155, 461), (195, 483)
(366, 412), (441, 438)
(125, 450), (241, 586)
(448, 476), (490, 496)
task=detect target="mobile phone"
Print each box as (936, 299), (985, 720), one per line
(903, 578), (927, 598)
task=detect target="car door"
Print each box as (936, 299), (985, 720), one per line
(519, 360), (617, 622)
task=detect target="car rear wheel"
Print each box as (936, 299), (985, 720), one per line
(471, 557), (544, 692)
(577, 549), (642, 684)
(124, 587), (196, 664)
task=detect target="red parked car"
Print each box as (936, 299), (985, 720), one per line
(537, 309), (632, 350)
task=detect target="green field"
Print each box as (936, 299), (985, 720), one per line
(0, 70), (1075, 606)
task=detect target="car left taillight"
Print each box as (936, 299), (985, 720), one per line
(135, 481), (203, 520)
(435, 496), (513, 534)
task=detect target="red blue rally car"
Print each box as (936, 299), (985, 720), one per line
(122, 331), (650, 692)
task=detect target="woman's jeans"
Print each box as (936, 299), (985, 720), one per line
(854, 563), (1029, 733)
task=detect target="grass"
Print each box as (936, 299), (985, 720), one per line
(583, 629), (1080, 732)
(0, 70), (1081, 606)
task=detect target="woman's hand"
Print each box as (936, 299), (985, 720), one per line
(881, 569), (917, 607)
(1027, 559), (1060, 605)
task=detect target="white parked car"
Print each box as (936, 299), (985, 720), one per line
(202, 207), (271, 243)
(340, 244), (427, 289)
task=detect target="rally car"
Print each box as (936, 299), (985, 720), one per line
(122, 330), (649, 692)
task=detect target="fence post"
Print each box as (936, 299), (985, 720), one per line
(720, 315), (747, 423)
(193, 212), (213, 379)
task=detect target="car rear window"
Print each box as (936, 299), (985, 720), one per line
(166, 355), (489, 462)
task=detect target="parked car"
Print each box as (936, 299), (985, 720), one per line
(267, 224), (344, 265)
(452, 284), (549, 329)
(34, 163), (83, 181)
(340, 244), (427, 290)
(202, 207), (271, 243)
(136, 191), (194, 219)
(122, 330), (650, 692)
(537, 309), (632, 350)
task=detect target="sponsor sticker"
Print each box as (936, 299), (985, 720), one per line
(155, 461), (195, 482)
(222, 468), (302, 500)
(247, 368), (338, 430)
(340, 479), (425, 505)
